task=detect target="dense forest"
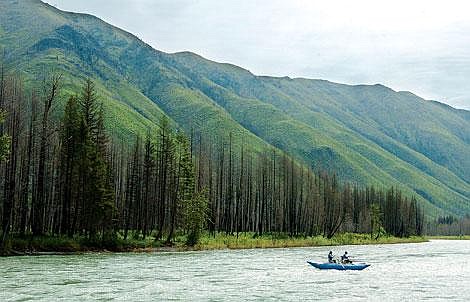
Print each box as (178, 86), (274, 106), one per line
(0, 68), (425, 251)
(428, 215), (470, 236)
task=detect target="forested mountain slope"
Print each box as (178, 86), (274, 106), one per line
(1, 0), (469, 216)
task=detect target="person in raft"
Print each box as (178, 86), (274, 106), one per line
(341, 251), (352, 264)
(328, 251), (336, 263)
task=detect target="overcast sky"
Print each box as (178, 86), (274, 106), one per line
(45, 0), (470, 109)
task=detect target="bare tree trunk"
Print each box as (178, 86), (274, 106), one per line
(33, 74), (61, 236)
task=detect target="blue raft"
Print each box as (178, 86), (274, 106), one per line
(307, 261), (370, 271)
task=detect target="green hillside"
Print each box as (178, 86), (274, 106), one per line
(1, 0), (469, 216)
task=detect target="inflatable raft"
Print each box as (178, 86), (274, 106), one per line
(307, 261), (370, 270)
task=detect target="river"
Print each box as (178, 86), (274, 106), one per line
(1, 240), (469, 301)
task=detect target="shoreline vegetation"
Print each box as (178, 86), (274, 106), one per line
(4, 232), (430, 256)
(426, 235), (470, 240)
(5, 233), (469, 256)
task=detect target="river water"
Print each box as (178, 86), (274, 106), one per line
(1, 240), (469, 301)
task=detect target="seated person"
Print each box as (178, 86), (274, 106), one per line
(341, 251), (352, 264)
(328, 251), (336, 263)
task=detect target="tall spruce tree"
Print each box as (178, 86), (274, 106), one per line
(156, 116), (174, 240)
(59, 96), (80, 235)
(166, 131), (195, 243)
(77, 79), (115, 238)
(142, 131), (155, 238)
(184, 190), (208, 246)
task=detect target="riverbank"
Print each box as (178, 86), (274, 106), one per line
(426, 235), (470, 240)
(194, 232), (427, 250)
(2, 232), (428, 256)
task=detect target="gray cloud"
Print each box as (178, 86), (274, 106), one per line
(45, 0), (470, 109)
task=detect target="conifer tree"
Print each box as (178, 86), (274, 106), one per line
(142, 131), (155, 238)
(77, 79), (115, 238)
(156, 116), (174, 240)
(370, 203), (383, 239)
(167, 131), (194, 243)
(184, 190), (208, 246)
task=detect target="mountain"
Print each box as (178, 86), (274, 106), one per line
(1, 0), (469, 216)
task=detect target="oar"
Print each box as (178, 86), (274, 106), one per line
(335, 256), (345, 269)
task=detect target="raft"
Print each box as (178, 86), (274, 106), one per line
(307, 261), (370, 270)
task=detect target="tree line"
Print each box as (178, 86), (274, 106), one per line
(0, 70), (424, 250)
(426, 215), (470, 236)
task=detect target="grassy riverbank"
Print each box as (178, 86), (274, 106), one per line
(425, 235), (470, 240)
(195, 233), (427, 250)
(6, 235), (159, 254)
(2, 232), (427, 255)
